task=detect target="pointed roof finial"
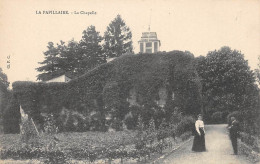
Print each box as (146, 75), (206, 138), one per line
(148, 9), (152, 31)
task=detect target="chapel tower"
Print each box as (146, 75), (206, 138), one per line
(138, 31), (161, 53)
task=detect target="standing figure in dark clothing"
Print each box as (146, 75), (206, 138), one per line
(192, 114), (206, 152)
(228, 117), (239, 155)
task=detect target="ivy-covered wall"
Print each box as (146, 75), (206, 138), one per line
(5, 51), (202, 133)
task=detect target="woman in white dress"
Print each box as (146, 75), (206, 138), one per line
(192, 114), (206, 152)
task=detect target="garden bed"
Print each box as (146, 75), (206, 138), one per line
(0, 131), (137, 151)
(0, 130), (192, 163)
(239, 139), (260, 163)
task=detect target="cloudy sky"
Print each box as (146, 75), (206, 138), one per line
(0, 0), (260, 86)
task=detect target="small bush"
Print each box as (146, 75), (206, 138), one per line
(45, 150), (68, 164)
(111, 118), (123, 131)
(240, 132), (259, 152)
(43, 114), (58, 134)
(124, 116), (136, 130)
(211, 111), (223, 124)
(157, 119), (169, 141)
(175, 116), (195, 137)
(180, 131), (192, 141)
(168, 110), (183, 139)
(146, 118), (157, 144)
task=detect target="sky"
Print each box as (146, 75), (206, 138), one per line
(0, 0), (260, 87)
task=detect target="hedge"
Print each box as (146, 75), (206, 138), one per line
(4, 51), (202, 133)
(227, 110), (260, 153)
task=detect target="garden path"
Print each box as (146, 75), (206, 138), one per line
(155, 124), (253, 164)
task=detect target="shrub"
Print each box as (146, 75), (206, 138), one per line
(157, 118), (169, 141)
(0, 88), (12, 133)
(111, 118), (123, 131)
(227, 111), (242, 125)
(0, 146), (46, 160)
(227, 109), (259, 153)
(45, 150), (68, 164)
(211, 111), (223, 124)
(226, 110), (258, 134)
(20, 118), (40, 145)
(180, 131), (192, 141)
(135, 115), (146, 150)
(240, 132), (260, 153)
(124, 115), (135, 130)
(146, 118), (157, 144)
(43, 114), (58, 134)
(168, 110), (183, 138)
(124, 105), (142, 130)
(175, 116), (195, 137)
(3, 97), (20, 134)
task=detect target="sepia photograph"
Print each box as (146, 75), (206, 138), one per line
(0, 0), (260, 163)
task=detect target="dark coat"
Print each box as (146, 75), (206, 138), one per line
(230, 120), (239, 138)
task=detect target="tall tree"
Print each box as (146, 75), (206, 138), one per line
(64, 39), (81, 77)
(37, 26), (106, 81)
(0, 68), (9, 89)
(103, 15), (133, 59)
(79, 25), (105, 72)
(254, 56), (260, 84)
(36, 42), (64, 81)
(0, 68), (11, 133)
(196, 47), (258, 115)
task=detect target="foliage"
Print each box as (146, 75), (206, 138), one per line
(174, 116), (195, 137)
(227, 110), (259, 135)
(168, 111), (186, 138)
(45, 150), (68, 164)
(103, 15), (133, 59)
(0, 67), (11, 133)
(0, 115), (193, 163)
(180, 131), (192, 141)
(255, 69), (260, 84)
(0, 67), (9, 89)
(254, 56), (260, 84)
(20, 118), (40, 144)
(3, 97), (20, 134)
(157, 118), (169, 141)
(0, 131), (137, 161)
(226, 111), (242, 125)
(211, 111), (224, 124)
(79, 25), (105, 69)
(7, 52), (201, 133)
(43, 114), (58, 134)
(196, 46), (259, 122)
(135, 115), (146, 150)
(146, 118), (157, 144)
(239, 132), (259, 153)
(37, 26), (105, 81)
(36, 42), (63, 81)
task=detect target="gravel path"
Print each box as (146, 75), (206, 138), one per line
(155, 124), (253, 164)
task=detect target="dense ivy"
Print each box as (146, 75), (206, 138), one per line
(5, 51), (202, 132)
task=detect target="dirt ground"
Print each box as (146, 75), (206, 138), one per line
(155, 124), (254, 164)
